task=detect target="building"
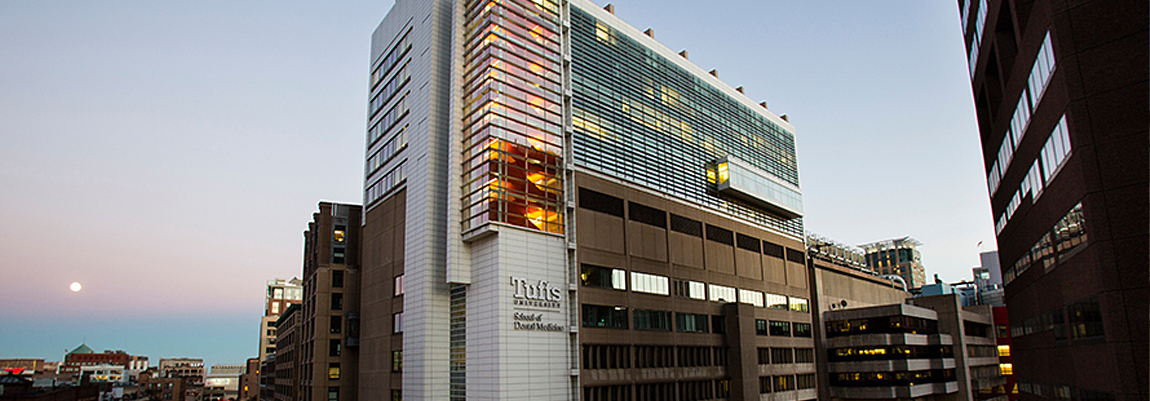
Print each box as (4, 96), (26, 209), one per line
(157, 359), (203, 387)
(958, 0), (1147, 399)
(138, 370), (186, 401)
(860, 237), (926, 289)
(270, 304), (300, 401)
(203, 365), (243, 401)
(126, 357), (149, 383)
(361, 0), (817, 399)
(0, 360), (45, 377)
(260, 278), (303, 364)
(972, 251), (1004, 307)
(78, 364), (127, 385)
(239, 358), (259, 401)
(299, 203), (361, 401)
(806, 233), (912, 400)
(823, 294), (1004, 401)
(0, 374), (98, 401)
(990, 306), (1016, 401)
(59, 346), (131, 379)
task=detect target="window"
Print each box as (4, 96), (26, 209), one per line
(796, 373), (816, 389)
(582, 344), (631, 369)
(755, 319), (769, 336)
(793, 322), (812, 338)
(763, 241), (784, 259)
(329, 339), (341, 357)
(738, 289), (764, 307)
(999, 363), (1013, 375)
(332, 270), (344, 288)
(770, 348), (793, 364)
(711, 316), (726, 334)
(271, 302), (280, 315)
(390, 390), (401, 401)
(789, 297), (809, 313)
(1067, 297), (1104, 340)
(773, 375), (794, 392)
(676, 313), (709, 333)
(333, 247), (346, 264)
(330, 316), (342, 334)
(708, 284), (736, 303)
(394, 275), (404, 297)
(766, 293), (788, 310)
(669, 214), (703, 237)
(580, 264), (626, 290)
(673, 280), (706, 300)
(785, 247), (805, 263)
(579, 188), (624, 217)
(391, 351), (402, 372)
(628, 201), (666, 228)
(393, 312), (404, 334)
(273, 288), (284, 299)
(630, 272), (669, 295)
(736, 233), (761, 252)
(705, 224), (734, 245)
(331, 293), (343, 311)
(328, 387), (338, 401)
(759, 376), (772, 394)
(633, 309), (671, 331)
(328, 363), (340, 380)
(582, 305), (628, 329)
(334, 226), (346, 243)
(794, 348), (814, 363)
(769, 320), (791, 336)
(997, 344), (1010, 357)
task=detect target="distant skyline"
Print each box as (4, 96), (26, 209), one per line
(0, 0), (993, 365)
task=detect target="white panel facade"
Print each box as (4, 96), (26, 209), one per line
(467, 227), (571, 400)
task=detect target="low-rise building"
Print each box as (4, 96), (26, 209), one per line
(138, 370), (185, 401)
(822, 294), (1005, 401)
(157, 359), (203, 387)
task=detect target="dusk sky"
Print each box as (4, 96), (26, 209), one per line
(0, 1), (993, 366)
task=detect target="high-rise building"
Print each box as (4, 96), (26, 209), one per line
(860, 237), (926, 289)
(260, 278), (303, 364)
(271, 304), (300, 401)
(972, 251), (1004, 307)
(958, 0), (1147, 399)
(299, 202), (361, 401)
(361, 1), (813, 399)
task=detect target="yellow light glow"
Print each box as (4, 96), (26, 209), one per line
(717, 162), (729, 183)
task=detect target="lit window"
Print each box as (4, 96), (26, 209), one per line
(334, 228), (345, 243)
(631, 272), (669, 295)
(997, 344), (1010, 357)
(999, 363), (1013, 375)
(394, 274), (404, 296)
(708, 284), (736, 303)
(328, 363), (340, 380)
(391, 351), (402, 372)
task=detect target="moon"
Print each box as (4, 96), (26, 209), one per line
(69, 282), (82, 292)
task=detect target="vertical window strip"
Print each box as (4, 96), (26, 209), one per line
(1028, 32), (1057, 108)
(1040, 116), (1072, 184)
(960, 0), (971, 33)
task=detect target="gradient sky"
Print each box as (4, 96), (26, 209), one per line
(0, 1), (993, 366)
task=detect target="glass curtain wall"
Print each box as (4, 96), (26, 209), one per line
(462, 0), (564, 234)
